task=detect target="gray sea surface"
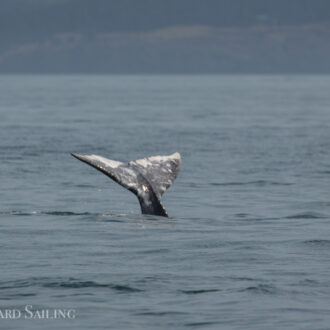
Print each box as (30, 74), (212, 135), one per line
(1, 75), (330, 329)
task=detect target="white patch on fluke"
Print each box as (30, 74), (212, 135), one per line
(147, 152), (181, 163)
(134, 152), (181, 168)
(87, 155), (123, 168)
(134, 159), (151, 167)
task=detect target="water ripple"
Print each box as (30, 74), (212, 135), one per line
(185, 322), (219, 327)
(285, 212), (327, 219)
(240, 284), (276, 294)
(0, 210), (96, 217)
(303, 239), (330, 247)
(179, 289), (220, 295)
(210, 180), (293, 187)
(0, 278), (142, 293)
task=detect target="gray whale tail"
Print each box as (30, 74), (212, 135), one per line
(71, 152), (181, 217)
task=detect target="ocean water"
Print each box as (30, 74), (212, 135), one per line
(1, 75), (330, 329)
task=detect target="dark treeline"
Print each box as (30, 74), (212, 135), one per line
(1, 0), (330, 48)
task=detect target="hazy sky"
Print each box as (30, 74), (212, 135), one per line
(1, 0), (329, 73)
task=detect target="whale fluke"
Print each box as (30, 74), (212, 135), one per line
(71, 152), (181, 217)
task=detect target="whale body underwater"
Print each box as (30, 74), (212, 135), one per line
(71, 152), (181, 217)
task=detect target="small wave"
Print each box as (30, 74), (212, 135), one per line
(0, 280), (31, 290)
(318, 171), (330, 174)
(0, 210), (96, 217)
(179, 289), (220, 295)
(43, 211), (93, 216)
(3, 293), (36, 299)
(285, 212), (326, 219)
(74, 184), (96, 188)
(240, 284), (276, 294)
(135, 248), (170, 254)
(44, 280), (142, 292)
(0, 211), (38, 216)
(297, 279), (320, 286)
(210, 180), (292, 187)
(44, 280), (110, 289)
(233, 214), (281, 221)
(185, 322), (219, 327)
(136, 311), (187, 316)
(0, 278), (142, 293)
(0, 210), (172, 222)
(303, 239), (330, 247)
(235, 213), (250, 218)
(109, 284), (142, 293)
(230, 276), (259, 282)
